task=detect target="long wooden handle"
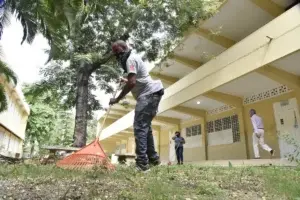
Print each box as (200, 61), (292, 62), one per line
(96, 83), (122, 139)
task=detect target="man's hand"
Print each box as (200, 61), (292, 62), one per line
(109, 98), (119, 105)
(120, 77), (128, 83)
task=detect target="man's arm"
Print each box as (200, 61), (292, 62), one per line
(109, 58), (137, 105)
(251, 116), (259, 133)
(181, 137), (185, 144)
(115, 73), (136, 102)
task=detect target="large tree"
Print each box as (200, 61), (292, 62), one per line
(29, 0), (222, 147)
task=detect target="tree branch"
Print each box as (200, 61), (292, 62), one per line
(91, 52), (113, 71)
(89, 7), (143, 72)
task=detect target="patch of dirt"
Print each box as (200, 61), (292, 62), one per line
(0, 178), (127, 200)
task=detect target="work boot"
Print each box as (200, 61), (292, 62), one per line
(149, 157), (161, 166)
(136, 163), (150, 173)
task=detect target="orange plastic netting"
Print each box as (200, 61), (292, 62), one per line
(56, 139), (115, 171)
(56, 84), (122, 171)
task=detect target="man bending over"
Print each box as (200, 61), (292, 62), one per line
(109, 40), (164, 172)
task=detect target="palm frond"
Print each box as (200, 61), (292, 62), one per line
(1, 7), (11, 28)
(0, 59), (17, 85)
(0, 84), (8, 112)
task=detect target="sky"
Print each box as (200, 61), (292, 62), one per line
(1, 16), (109, 118)
(1, 16), (49, 84)
(1, 16), (156, 120)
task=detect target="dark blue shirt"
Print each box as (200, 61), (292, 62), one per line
(172, 136), (185, 148)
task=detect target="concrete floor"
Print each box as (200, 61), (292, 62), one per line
(177, 158), (298, 167)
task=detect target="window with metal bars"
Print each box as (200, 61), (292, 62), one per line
(206, 114), (240, 142)
(186, 124), (201, 137)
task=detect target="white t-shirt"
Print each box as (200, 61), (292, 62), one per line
(125, 53), (163, 99)
(251, 114), (264, 133)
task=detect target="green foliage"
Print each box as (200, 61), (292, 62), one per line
(32, 60), (106, 118)
(25, 103), (57, 148)
(0, 53), (18, 113)
(7, 0), (83, 49)
(87, 118), (97, 142)
(262, 166), (300, 199)
(24, 84), (58, 151)
(52, 111), (75, 146)
(24, 84), (76, 151)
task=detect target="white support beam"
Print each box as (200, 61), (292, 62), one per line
(159, 6), (300, 103)
(160, 24), (300, 112)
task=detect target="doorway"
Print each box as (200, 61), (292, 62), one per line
(273, 98), (300, 159)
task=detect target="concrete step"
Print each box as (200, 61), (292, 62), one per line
(183, 159), (298, 167)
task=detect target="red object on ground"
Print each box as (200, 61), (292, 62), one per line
(56, 139), (115, 171)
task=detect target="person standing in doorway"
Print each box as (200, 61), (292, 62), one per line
(109, 40), (164, 172)
(250, 109), (275, 158)
(172, 131), (185, 165)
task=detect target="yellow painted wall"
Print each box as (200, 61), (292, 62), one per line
(126, 137), (135, 154)
(154, 131), (159, 154)
(0, 125), (23, 158)
(0, 85), (28, 140)
(180, 118), (206, 162)
(159, 128), (170, 162)
(157, 91), (300, 162)
(0, 76), (29, 158)
(102, 142), (117, 155)
(243, 91), (299, 159)
(206, 109), (248, 160)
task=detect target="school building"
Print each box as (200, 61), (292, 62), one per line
(0, 75), (30, 158)
(98, 0), (300, 163)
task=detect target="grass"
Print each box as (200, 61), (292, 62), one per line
(0, 163), (300, 200)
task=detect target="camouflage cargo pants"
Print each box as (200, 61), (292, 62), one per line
(134, 89), (164, 166)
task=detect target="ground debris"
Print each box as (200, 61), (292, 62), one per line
(0, 155), (23, 164)
(0, 164), (299, 200)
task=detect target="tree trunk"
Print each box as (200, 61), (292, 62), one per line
(73, 68), (90, 147)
